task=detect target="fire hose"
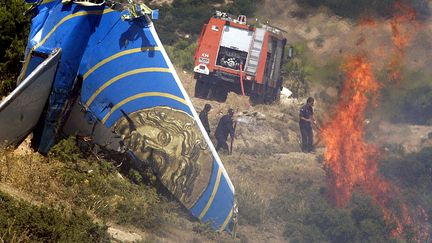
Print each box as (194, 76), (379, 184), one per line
(239, 64), (246, 97)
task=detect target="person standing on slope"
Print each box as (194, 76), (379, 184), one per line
(299, 97), (317, 152)
(199, 103), (212, 135)
(215, 108), (235, 153)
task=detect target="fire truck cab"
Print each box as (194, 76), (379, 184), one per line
(193, 11), (287, 104)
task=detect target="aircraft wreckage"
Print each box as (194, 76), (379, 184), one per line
(0, 0), (237, 232)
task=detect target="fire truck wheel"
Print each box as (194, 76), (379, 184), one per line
(209, 85), (227, 102)
(249, 91), (263, 105)
(273, 86), (281, 103)
(194, 79), (210, 98)
(264, 87), (280, 104)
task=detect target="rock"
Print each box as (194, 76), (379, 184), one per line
(256, 113), (266, 120)
(281, 87), (293, 97)
(108, 226), (143, 242)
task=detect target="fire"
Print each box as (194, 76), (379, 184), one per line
(321, 1), (428, 241)
(321, 55), (382, 207)
(359, 17), (377, 27)
(321, 53), (414, 240)
(388, 1), (417, 81)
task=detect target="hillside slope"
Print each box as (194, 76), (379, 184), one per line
(1, 0), (432, 242)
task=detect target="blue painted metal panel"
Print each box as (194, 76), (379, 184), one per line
(20, 0), (236, 232)
(21, 1), (117, 152)
(190, 159), (235, 230)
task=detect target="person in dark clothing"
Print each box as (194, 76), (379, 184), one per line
(199, 104), (212, 135)
(299, 97), (316, 152)
(215, 108), (235, 152)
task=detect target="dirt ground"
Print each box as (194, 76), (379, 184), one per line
(258, 0), (432, 73)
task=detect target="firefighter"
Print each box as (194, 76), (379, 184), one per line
(215, 108), (235, 153)
(199, 103), (212, 135)
(299, 97), (317, 152)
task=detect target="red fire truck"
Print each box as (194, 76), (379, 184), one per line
(193, 11), (288, 104)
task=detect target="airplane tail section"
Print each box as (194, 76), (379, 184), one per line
(0, 49), (61, 148)
(8, 0), (237, 232)
(75, 10), (237, 232)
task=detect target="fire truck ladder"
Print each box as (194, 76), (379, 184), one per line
(245, 28), (266, 75)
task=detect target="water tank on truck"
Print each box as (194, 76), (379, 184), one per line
(193, 11), (289, 104)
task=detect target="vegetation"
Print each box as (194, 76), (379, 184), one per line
(380, 147), (432, 191)
(281, 44), (311, 98)
(192, 221), (219, 240)
(0, 0), (431, 241)
(264, 147), (432, 243)
(236, 182), (265, 226)
(49, 137), (176, 229)
(281, 42), (342, 98)
(0, 191), (110, 242)
(297, 0), (430, 20)
(151, 0), (263, 70)
(0, 0), (29, 96)
(398, 85), (432, 125)
(378, 70), (432, 125)
(152, 0), (263, 45)
(0, 137), (177, 237)
(164, 39), (197, 70)
(0, 0), (264, 96)
(269, 179), (400, 243)
(379, 147), (432, 242)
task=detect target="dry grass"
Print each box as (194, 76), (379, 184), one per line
(0, 148), (64, 205)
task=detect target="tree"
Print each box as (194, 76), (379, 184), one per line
(0, 0), (30, 96)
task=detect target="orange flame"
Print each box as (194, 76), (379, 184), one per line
(322, 55), (381, 207)
(321, 1), (428, 241)
(359, 17), (377, 27)
(388, 1), (417, 81)
(321, 53), (416, 240)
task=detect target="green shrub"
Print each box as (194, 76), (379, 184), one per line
(399, 85), (432, 125)
(297, 0), (430, 20)
(380, 147), (432, 242)
(152, 0), (263, 74)
(0, 0), (30, 96)
(380, 147), (432, 190)
(270, 177), (397, 242)
(165, 39), (197, 70)
(281, 43), (341, 97)
(0, 191), (110, 242)
(60, 164), (169, 229)
(375, 68), (432, 125)
(49, 136), (82, 163)
(153, 0), (263, 45)
(221, 0), (263, 17)
(153, 2), (214, 45)
(304, 205), (357, 243)
(46, 137), (176, 230)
